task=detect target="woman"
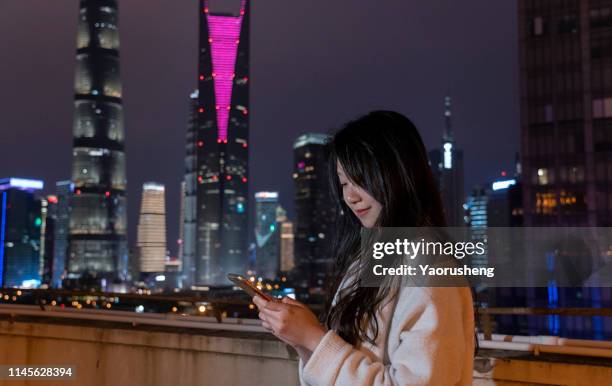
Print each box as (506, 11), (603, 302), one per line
(253, 111), (475, 385)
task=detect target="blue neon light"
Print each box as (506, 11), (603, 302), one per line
(0, 192), (6, 287)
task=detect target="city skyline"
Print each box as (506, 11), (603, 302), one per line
(0, 0), (520, 255)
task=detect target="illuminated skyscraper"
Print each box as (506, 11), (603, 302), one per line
(293, 133), (336, 288)
(53, 181), (73, 287)
(182, 90), (199, 287)
(278, 212), (295, 274)
(254, 192), (280, 279)
(518, 0), (612, 338)
(136, 183), (167, 275)
(68, 0), (128, 283)
(519, 0), (612, 227)
(429, 96), (465, 226)
(0, 178), (44, 288)
(191, 0), (250, 286)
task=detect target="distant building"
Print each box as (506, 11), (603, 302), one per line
(191, 0), (251, 286)
(465, 185), (489, 269)
(136, 183), (167, 276)
(277, 209), (295, 273)
(254, 192), (281, 279)
(181, 90), (198, 288)
(52, 181), (73, 288)
(68, 0), (128, 283)
(0, 178), (44, 288)
(429, 96), (465, 226)
(518, 0), (611, 338)
(40, 195), (58, 286)
(292, 133), (336, 288)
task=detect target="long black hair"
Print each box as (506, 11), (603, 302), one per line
(322, 110), (448, 346)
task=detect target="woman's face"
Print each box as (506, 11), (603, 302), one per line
(337, 161), (383, 228)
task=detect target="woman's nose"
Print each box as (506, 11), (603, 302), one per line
(345, 187), (361, 204)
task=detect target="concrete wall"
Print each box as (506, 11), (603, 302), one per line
(1, 319), (611, 386)
(0, 319), (300, 386)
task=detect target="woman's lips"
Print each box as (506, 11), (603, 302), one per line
(355, 207), (371, 217)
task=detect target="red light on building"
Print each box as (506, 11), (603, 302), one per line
(47, 195), (58, 204)
(235, 39), (240, 44)
(75, 189), (82, 195)
(226, 175), (232, 180)
(197, 140), (204, 147)
(223, 139), (227, 144)
(215, 105), (220, 110)
(240, 9), (245, 16)
(198, 107), (204, 113)
(198, 176), (203, 183)
(242, 143), (247, 148)
(212, 175), (218, 181)
(242, 177), (247, 183)
(226, 105), (231, 110)
(204, 7), (209, 13)
(242, 108), (248, 115)
(208, 37), (213, 43)
(501, 170), (507, 177)
(105, 191), (110, 197)
(243, 76), (249, 82)
(199, 75), (204, 81)
(217, 138), (221, 143)
(212, 72), (216, 78)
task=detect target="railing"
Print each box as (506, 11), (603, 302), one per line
(476, 307), (612, 359)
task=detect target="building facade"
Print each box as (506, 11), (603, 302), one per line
(518, 0), (612, 337)
(0, 178), (44, 288)
(191, 0), (250, 286)
(254, 192), (280, 279)
(68, 0), (128, 283)
(136, 183), (167, 275)
(181, 90), (199, 287)
(292, 134), (336, 289)
(52, 181), (73, 288)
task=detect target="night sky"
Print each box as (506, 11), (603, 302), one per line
(0, 0), (519, 256)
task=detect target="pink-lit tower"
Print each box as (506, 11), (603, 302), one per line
(189, 0), (249, 286)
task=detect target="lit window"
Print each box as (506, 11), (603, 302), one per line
(534, 17), (544, 36)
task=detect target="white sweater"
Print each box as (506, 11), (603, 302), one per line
(298, 284), (475, 385)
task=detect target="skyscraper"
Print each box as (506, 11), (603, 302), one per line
(278, 212), (295, 274)
(136, 183), (167, 276)
(191, 0), (250, 286)
(53, 181), (73, 288)
(40, 195), (58, 286)
(519, 0), (612, 227)
(429, 96), (465, 226)
(518, 0), (611, 338)
(292, 133), (336, 288)
(182, 90), (199, 287)
(254, 192), (281, 279)
(0, 178), (44, 288)
(68, 0), (128, 283)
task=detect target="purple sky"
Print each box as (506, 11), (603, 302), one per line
(0, 0), (519, 256)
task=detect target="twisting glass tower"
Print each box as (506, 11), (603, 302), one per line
(186, 0), (250, 286)
(68, 0), (128, 283)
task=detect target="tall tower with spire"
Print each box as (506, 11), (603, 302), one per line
(429, 96), (465, 226)
(67, 0), (128, 285)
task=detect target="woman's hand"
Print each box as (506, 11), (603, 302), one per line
(253, 295), (327, 352)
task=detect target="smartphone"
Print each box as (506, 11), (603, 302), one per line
(227, 273), (274, 301)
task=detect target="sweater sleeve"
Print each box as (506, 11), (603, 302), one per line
(300, 286), (470, 386)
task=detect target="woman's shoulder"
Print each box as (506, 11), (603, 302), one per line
(391, 285), (473, 322)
